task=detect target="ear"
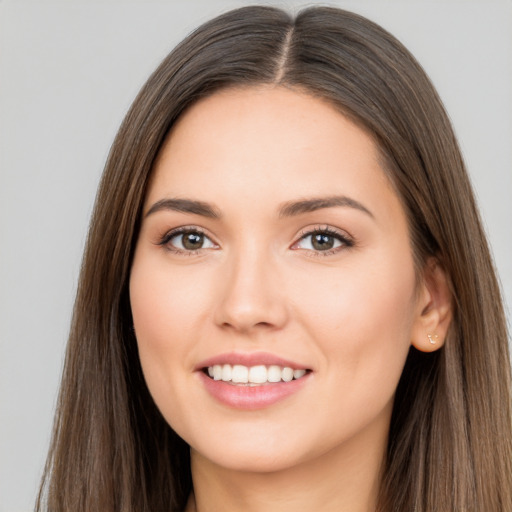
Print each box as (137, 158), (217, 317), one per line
(411, 257), (453, 353)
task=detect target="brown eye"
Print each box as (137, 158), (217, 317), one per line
(166, 230), (216, 252)
(311, 233), (336, 250)
(293, 228), (353, 254)
(182, 232), (204, 250)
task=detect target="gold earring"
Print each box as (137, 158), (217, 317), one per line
(427, 333), (439, 345)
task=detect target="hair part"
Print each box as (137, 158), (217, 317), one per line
(37, 6), (511, 512)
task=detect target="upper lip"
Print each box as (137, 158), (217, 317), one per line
(195, 352), (311, 371)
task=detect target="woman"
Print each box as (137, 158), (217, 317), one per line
(36, 6), (511, 511)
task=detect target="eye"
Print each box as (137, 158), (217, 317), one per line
(292, 227), (353, 255)
(160, 228), (217, 253)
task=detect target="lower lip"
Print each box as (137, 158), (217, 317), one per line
(198, 371), (310, 410)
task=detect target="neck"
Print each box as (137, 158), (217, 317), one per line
(186, 423), (387, 512)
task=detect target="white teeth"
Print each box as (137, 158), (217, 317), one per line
(293, 369), (306, 379)
(213, 365), (222, 381)
(282, 367), (294, 382)
(206, 364), (308, 384)
(231, 365), (248, 383)
(221, 364), (232, 382)
(267, 365), (282, 382)
(248, 365), (267, 384)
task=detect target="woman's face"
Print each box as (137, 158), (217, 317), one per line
(130, 86), (429, 473)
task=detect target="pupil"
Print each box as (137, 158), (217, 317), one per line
(312, 233), (334, 250)
(183, 232), (204, 250)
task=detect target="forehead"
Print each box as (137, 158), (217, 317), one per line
(146, 86), (397, 221)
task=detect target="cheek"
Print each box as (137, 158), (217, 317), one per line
(283, 261), (416, 450)
(292, 251), (417, 391)
(296, 257), (416, 336)
(129, 254), (212, 415)
(130, 253), (211, 348)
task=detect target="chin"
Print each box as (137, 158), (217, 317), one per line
(192, 443), (305, 474)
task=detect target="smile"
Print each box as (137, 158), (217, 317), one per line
(197, 353), (312, 409)
(206, 364), (308, 385)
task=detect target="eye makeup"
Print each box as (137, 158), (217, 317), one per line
(155, 223), (355, 258)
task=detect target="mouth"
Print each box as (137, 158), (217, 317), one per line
(203, 364), (310, 386)
(196, 353), (312, 409)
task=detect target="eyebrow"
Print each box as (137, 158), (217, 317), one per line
(145, 194), (373, 220)
(145, 198), (221, 219)
(278, 195), (374, 218)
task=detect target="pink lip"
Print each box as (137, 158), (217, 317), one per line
(195, 352), (312, 410)
(198, 372), (311, 410)
(195, 351), (309, 371)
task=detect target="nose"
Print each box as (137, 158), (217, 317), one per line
(213, 247), (289, 335)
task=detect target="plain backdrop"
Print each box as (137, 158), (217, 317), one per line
(1, 1), (511, 510)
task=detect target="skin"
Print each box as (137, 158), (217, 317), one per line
(129, 86), (450, 512)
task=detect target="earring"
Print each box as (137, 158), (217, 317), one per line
(427, 333), (439, 345)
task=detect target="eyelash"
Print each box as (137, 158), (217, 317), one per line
(157, 226), (215, 256)
(157, 225), (354, 257)
(293, 225), (354, 257)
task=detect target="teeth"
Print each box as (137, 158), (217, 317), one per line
(293, 369), (306, 379)
(221, 364), (232, 382)
(282, 367), (294, 382)
(207, 364), (307, 384)
(232, 365), (248, 383)
(248, 365), (267, 384)
(213, 365), (222, 381)
(267, 365), (282, 382)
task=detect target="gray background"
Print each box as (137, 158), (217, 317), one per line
(1, 1), (511, 510)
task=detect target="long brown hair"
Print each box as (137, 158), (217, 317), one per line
(37, 6), (511, 511)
